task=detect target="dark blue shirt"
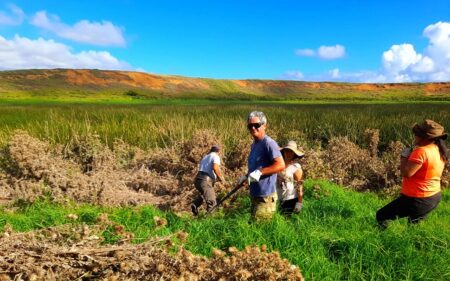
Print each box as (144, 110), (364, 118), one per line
(248, 135), (282, 197)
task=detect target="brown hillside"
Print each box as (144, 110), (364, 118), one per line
(65, 69), (212, 90)
(0, 69), (450, 100)
(424, 83), (450, 95)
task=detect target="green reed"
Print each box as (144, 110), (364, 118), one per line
(0, 103), (449, 150)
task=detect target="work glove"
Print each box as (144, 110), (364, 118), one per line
(400, 147), (412, 158)
(236, 176), (248, 186)
(248, 170), (262, 184)
(293, 202), (303, 213)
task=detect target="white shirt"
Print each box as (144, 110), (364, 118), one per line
(276, 163), (302, 201)
(199, 152), (221, 180)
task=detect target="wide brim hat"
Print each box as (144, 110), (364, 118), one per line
(412, 119), (447, 140)
(280, 140), (305, 158)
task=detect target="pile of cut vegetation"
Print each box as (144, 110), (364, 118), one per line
(0, 129), (447, 212)
(0, 130), (242, 212)
(0, 220), (304, 280)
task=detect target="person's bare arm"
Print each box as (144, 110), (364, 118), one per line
(213, 163), (223, 182)
(260, 156), (285, 176)
(400, 157), (422, 177)
(293, 169), (303, 202)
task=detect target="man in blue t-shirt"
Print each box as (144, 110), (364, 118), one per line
(237, 111), (285, 221)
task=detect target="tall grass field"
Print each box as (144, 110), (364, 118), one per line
(0, 103), (449, 149)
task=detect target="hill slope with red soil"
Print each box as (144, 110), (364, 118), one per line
(1, 69), (449, 101)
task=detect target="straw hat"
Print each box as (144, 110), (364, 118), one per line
(412, 119), (447, 140)
(280, 141), (305, 158)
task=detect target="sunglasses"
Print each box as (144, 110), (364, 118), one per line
(247, 122), (263, 130)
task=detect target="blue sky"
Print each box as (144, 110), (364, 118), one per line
(0, 0), (449, 82)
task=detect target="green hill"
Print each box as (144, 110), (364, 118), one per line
(1, 69), (450, 102)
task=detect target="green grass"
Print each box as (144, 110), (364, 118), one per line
(2, 97), (450, 106)
(2, 180), (449, 280)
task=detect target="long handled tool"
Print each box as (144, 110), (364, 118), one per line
(207, 183), (244, 214)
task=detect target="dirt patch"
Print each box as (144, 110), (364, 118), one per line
(232, 80), (250, 88)
(123, 71), (166, 88)
(0, 223), (304, 281)
(355, 84), (379, 91)
(65, 70), (111, 86)
(62, 69), (212, 91)
(424, 83), (450, 95)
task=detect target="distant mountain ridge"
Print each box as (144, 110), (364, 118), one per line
(1, 69), (449, 101)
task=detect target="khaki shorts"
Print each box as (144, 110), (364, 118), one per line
(250, 192), (277, 221)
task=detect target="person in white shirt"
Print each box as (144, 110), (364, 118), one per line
(276, 141), (305, 215)
(191, 145), (224, 215)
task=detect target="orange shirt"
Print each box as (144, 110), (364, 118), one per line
(401, 143), (445, 198)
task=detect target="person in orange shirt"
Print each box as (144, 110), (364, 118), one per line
(376, 119), (448, 228)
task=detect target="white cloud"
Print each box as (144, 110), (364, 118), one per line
(382, 44), (422, 76)
(0, 4), (24, 26)
(30, 11), (126, 47)
(294, 49), (315, 57)
(317, 45), (346, 60)
(329, 68), (340, 78)
(312, 69), (387, 83)
(280, 66), (391, 83)
(424, 21), (450, 45)
(0, 35), (131, 70)
(379, 21), (450, 82)
(288, 21), (450, 82)
(280, 70), (304, 80)
(410, 56), (434, 73)
(295, 44), (346, 60)
(422, 21), (450, 79)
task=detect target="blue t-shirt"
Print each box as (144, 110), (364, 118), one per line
(248, 135), (282, 197)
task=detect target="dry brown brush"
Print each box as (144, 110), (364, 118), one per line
(0, 130), (233, 212)
(301, 129), (449, 191)
(0, 129), (448, 212)
(0, 220), (304, 281)
(0, 131), (178, 209)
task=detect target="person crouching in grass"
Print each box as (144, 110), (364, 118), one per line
(376, 119), (447, 228)
(277, 141), (305, 215)
(191, 145), (224, 216)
